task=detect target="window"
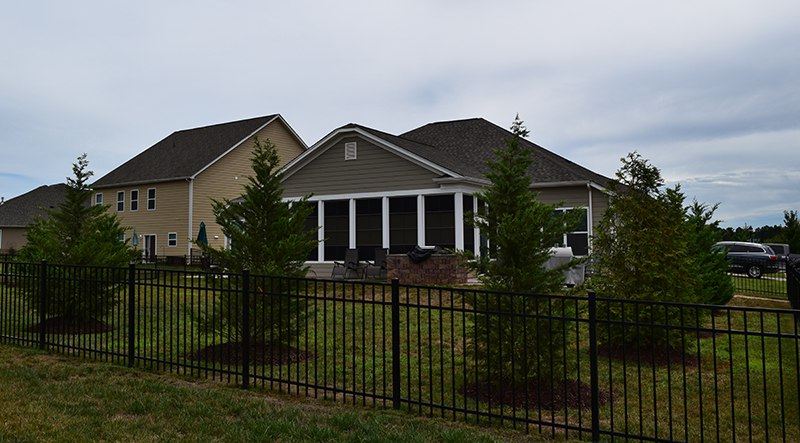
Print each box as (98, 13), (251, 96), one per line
(168, 232), (177, 247)
(95, 193), (103, 206)
(118, 233), (125, 243)
(130, 190), (139, 211)
(555, 208), (589, 256)
(356, 199), (382, 260)
(344, 142), (357, 160)
(424, 195), (455, 250)
(116, 191), (124, 212)
(147, 188), (156, 210)
(324, 200), (349, 260)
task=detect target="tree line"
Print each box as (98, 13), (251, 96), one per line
(718, 211), (800, 252)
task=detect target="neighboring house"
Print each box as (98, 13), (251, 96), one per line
(92, 115), (306, 261)
(280, 117), (612, 275)
(0, 184), (69, 253)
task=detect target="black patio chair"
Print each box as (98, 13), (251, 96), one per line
(331, 248), (362, 280)
(364, 248), (389, 280)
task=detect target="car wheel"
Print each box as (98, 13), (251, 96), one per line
(747, 265), (763, 279)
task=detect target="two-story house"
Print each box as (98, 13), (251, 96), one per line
(92, 115), (306, 261)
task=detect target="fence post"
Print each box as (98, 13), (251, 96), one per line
(128, 262), (136, 368)
(588, 290), (600, 442)
(391, 278), (401, 409)
(241, 269), (250, 389)
(38, 259), (47, 350)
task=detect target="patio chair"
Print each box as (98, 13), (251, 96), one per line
(331, 248), (362, 280)
(364, 248), (389, 280)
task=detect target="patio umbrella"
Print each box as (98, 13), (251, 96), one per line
(131, 228), (138, 247)
(196, 222), (209, 247)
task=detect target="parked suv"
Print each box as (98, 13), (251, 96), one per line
(712, 241), (780, 278)
(765, 243), (790, 271)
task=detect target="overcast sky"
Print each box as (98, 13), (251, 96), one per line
(1, 1), (798, 228)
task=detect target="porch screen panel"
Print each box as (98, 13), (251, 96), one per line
(356, 198), (382, 261)
(462, 195), (475, 253)
(304, 202), (319, 261)
(425, 194), (455, 250)
(389, 197), (417, 254)
(324, 200), (349, 261)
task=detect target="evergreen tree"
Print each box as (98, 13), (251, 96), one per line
(461, 115), (581, 383)
(686, 201), (734, 306)
(19, 154), (133, 324)
(781, 210), (800, 253)
(199, 137), (317, 344)
(592, 152), (698, 351)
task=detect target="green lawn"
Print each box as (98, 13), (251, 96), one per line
(0, 345), (547, 443)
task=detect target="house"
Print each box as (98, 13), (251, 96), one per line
(92, 115), (306, 261)
(0, 184), (69, 253)
(279, 117), (612, 276)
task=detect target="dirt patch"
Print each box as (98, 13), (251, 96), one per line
(28, 316), (112, 334)
(188, 341), (313, 365)
(461, 378), (607, 410)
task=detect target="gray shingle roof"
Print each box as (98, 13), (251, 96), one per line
(93, 115), (278, 188)
(0, 184), (69, 227)
(400, 118), (611, 186)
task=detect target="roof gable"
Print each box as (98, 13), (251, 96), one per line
(0, 184), (69, 227)
(281, 123), (462, 181)
(93, 115), (301, 188)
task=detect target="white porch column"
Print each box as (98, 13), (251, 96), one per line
(317, 201), (325, 261)
(454, 192), (464, 250)
(417, 195), (425, 247)
(349, 198), (356, 249)
(382, 196), (390, 248)
(473, 195), (481, 257)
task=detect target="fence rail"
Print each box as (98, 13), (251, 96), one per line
(1, 259), (800, 441)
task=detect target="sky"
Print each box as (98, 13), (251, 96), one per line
(1, 1), (798, 228)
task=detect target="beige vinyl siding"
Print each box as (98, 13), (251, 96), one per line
(282, 136), (440, 198)
(192, 120), (306, 249)
(0, 227), (27, 252)
(101, 180), (190, 256)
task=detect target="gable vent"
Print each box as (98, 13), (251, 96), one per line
(344, 142), (357, 160)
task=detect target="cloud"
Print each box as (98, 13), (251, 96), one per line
(0, 0), (798, 229)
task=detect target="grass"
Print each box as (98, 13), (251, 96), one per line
(0, 344), (549, 443)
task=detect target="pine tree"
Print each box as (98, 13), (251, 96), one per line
(592, 152), (699, 351)
(199, 137), (317, 344)
(19, 154), (133, 325)
(461, 115), (581, 383)
(686, 201), (734, 306)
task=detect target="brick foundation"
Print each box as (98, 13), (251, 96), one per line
(386, 254), (468, 285)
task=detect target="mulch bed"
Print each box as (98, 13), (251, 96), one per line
(188, 341), (313, 365)
(461, 378), (608, 410)
(27, 316), (112, 334)
(597, 344), (700, 367)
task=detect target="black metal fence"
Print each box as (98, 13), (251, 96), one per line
(725, 255), (789, 298)
(2, 260), (800, 442)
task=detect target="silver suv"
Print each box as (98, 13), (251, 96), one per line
(712, 241), (780, 278)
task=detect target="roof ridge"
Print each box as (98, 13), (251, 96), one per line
(172, 114), (276, 134)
